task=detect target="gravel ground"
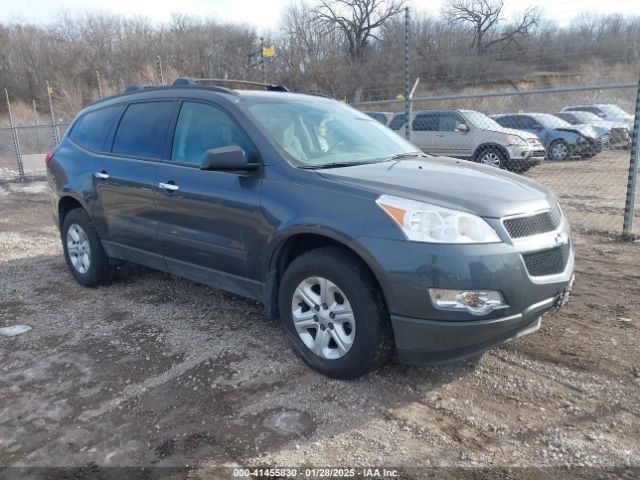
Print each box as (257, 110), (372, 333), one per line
(0, 180), (639, 479)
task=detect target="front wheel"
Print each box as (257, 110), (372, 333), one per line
(476, 147), (506, 169)
(548, 140), (572, 161)
(278, 247), (392, 379)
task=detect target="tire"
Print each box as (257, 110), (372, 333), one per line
(278, 246), (392, 380)
(475, 146), (506, 169)
(548, 140), (572, 161)
(61, 208), (115, 287)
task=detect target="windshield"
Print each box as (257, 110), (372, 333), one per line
(570, 111), (602, 123)
(533, 114), (572, 129)
(245, 100), (419, 168)
(461, 111), (502, 130)
(599, 105), (630, 117)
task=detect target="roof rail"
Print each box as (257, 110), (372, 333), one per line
(125, 84), (154, 92)
(173, 77), (289, 92)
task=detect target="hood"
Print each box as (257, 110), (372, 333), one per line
(555, 124), (596, 139)
(592, 120), (631, 130)
(318, 157), (554, 218)
(486, 126), (541, 142)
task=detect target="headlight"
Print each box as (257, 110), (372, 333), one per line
(506, 134), (528, 146)
(376, 194), (501, 244)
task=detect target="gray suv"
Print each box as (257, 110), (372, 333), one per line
(47, 79), (574, 379)
(409, 109), (546, 172)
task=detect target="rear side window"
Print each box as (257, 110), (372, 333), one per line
(112, 102), (175, 158)
(69, 106), (121, 152)
(171, 102), (253, 166)
(412, 114), (438, 131)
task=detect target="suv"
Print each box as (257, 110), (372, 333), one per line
(391, 109), (546, 172)
(47, 79), (575, 379)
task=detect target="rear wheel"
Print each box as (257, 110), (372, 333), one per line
(278, 247), (392, 379)
(62, 208), (115, 287)
(476, 147), (506, 169)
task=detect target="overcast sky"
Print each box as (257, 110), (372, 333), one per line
(1, 0), (639, 31)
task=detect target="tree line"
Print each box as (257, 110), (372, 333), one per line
(1, 0), (639, 119)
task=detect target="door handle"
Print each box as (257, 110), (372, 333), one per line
(94, 171), (109, 179)
(158, 182), (179, 192)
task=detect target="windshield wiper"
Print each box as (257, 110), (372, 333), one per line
(387, 152), (429, 161)
(299, 161), (373, 170)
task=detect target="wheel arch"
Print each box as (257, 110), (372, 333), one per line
(472, 143), (510, 163)
(58, 194), (89, 230)
(263, 230), (389, 320)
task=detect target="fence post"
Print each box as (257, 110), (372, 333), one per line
(156, 56), (165, 85)
(4, 88), (25, 181)
(403, 6), (411, 142)
(622, 77), (640, 236)
(33, 99), (43, 154)
(96, 69), (103, 98)
(46, 80), (60, 144)
(260, 37), (267, 84)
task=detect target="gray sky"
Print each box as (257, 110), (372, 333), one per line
(1, 0), (639, 31)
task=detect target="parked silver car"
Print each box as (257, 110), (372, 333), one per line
(554, 111), (631, 149)
(404, 109), (546, 172)
(561, 104), (634, 130)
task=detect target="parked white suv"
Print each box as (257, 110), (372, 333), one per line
(399, 109), (546, 172)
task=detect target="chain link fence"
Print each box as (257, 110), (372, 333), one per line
(0, 123), (70, 180)
(356, 82), (640, 236)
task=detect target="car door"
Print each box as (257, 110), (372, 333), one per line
(154, 100), (263, 299)
(93, 100), (176, 270)
(434, 112), (473, 158)
(410, 113), (439, 153)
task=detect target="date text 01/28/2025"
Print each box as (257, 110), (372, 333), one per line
(232, 467), (399, 477)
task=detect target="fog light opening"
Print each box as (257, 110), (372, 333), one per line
(429, 289), (507, 316)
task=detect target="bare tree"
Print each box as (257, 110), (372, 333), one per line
(313, 0), (404, 61)
(443, 0), (540, 53)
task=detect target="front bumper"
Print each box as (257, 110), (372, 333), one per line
(356, 214), (574, 366)
(392, 291), (569, 365)
(506, 145), (546, 165)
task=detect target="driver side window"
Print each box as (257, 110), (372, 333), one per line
(171, 102), (253, 166)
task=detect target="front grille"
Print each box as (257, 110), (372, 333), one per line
(531, 150), (546, 157)
(522, 243), (570, 277)
(503, 205), (562, 239)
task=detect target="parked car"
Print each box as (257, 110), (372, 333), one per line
(554, 111), (631, 149)
(406, 109), (546, 172)
(561, 104), (634, 129)
(492, 113), (600, 161)
(47, 78), (574, 379)
(365, 111), (393, 125)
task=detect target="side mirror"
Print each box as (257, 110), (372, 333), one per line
(597, 112), (606, 118)
(455, 123), (469, 132)
(200, 145), (258, 171)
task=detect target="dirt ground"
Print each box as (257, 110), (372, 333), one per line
(0, 178), (639, 479)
